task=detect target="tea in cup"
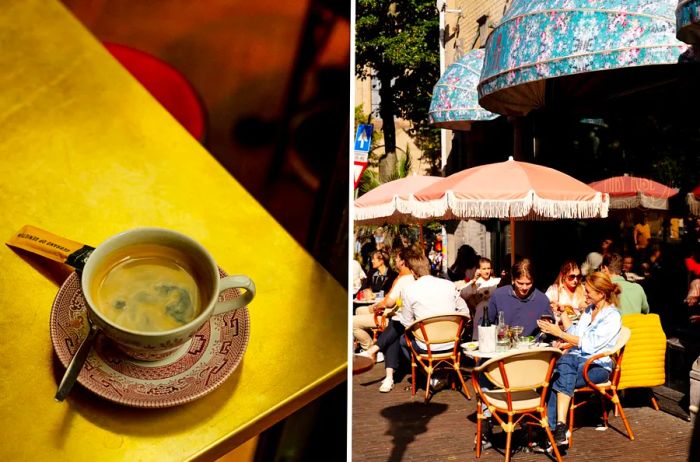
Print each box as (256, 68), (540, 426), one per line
(81, 227), (255, 361)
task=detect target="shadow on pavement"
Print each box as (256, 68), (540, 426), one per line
(379, 401), (448, 462)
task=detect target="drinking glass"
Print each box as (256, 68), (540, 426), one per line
(496, 336), (510, 352)
(510, 325), (524, 348)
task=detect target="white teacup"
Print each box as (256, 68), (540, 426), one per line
(81, 227), (255, 361)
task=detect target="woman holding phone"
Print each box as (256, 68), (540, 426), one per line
(537, 271), (622, 449)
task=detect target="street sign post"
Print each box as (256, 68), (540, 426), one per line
(353, 124), (373, 190)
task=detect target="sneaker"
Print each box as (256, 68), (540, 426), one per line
(553, 422), (569, 446)
(376, 351), (385, 363)
(530, 433), (552, 454)
(379, 377), (394, 393)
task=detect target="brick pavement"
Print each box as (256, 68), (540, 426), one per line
(352, 363), (693, 461)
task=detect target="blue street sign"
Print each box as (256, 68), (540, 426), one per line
(354, 124), (373, 153)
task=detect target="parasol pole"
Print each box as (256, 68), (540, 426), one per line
(510, 217), (516, 266)
(418, 222), (424, 249)
(510, 118), (523, 268)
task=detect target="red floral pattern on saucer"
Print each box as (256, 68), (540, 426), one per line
(50, 269), (249, 408)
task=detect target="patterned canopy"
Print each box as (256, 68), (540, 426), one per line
(677, 0), (700, 44)
(428, 48), (498, 130)
(478, 0), (689, 116)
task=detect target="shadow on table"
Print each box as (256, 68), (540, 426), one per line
(9, 246), (74, 287)
(379, 401), (448, 462)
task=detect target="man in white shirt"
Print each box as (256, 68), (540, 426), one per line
(398, 260), (469, 351)
(357, 251), (468, 393)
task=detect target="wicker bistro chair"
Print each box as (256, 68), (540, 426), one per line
(371, 298), (403, 341)
(371, 310), (389, 342)
(404, 313), (472, 403)
(472, 348), (564, 462)
(568, 326), (634, 447)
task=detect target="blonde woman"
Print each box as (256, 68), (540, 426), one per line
(537, 271), (622, 449)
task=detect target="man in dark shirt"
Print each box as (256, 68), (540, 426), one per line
(474, 258), (553, 449)
(485, 258), (553, 337)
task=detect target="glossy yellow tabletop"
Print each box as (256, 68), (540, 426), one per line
(0, 1), (347, 460)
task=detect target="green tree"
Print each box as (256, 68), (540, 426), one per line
(356, 0), (440, 179)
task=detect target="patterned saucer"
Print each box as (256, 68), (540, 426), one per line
(49, 269), (250, 408)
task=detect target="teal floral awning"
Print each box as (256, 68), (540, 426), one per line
(677, 0), (700, 44)
(478, 0), (689, 116)
(428, 48), (498, 130)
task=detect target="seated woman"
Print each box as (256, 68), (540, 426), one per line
(358, 249), (397, 298)
(537, 271), (622, 448)
(545, 260), (587, 321)
(352, 247), (415, 354)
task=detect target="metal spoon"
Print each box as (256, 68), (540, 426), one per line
(55, 321), (99, 402)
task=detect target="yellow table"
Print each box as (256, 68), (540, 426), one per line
(0, 1), (347, 460)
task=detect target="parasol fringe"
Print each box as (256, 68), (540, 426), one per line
(409, 190), (609, 220)
(448, 191), (534, 219)
(688, 193), (700, 216)
(608, 193), (669, 210)
(408, 196), (450, 220)
(354, 198), (400, 221)
(531, 191), (609, 218)
(396, 195), (417, 214)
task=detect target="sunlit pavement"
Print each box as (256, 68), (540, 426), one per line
(353, 362), (693, 461)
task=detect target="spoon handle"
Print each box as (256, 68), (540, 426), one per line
(55, 324), (99, 402)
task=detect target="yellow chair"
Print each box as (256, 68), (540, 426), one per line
(471, 348), (564, 462)
(569, 326), (634, 447)
(404, 313), (472, 402)
(618, 313), (666, 410)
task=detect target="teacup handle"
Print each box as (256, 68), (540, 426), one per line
(213, 275), (256, 315)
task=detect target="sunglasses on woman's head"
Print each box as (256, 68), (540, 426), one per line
(566, 274), (583, 281)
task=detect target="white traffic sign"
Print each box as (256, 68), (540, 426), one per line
(354, 152), (368, 163)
